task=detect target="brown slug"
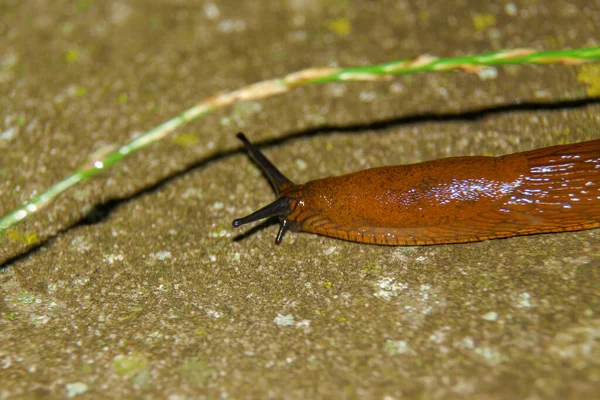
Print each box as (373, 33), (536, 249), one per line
(232, 133), (600, 245)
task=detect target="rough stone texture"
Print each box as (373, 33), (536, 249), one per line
(1, 0), (599, 398)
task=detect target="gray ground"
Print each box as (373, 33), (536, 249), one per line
(1, 0), (599, 398)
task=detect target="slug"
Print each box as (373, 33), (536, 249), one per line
(232, 133), (600, 245)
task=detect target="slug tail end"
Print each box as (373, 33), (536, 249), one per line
(236, 133), (293, 195)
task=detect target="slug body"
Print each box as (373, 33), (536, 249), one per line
(233, 133), (600, 245)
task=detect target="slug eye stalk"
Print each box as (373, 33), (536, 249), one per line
(232, 133), (295, 244)
(235, 133), (292, 196)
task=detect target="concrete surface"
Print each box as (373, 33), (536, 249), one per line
(0, 0), (599, 398)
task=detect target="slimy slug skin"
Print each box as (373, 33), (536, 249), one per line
(233, 133), (600, 246)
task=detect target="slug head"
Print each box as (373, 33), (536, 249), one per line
(232, 133), (298, 244)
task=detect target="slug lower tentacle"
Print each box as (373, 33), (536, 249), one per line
(232, 133), (600, 245)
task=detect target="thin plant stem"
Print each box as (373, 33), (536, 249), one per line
(1, 47), (599, 233)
